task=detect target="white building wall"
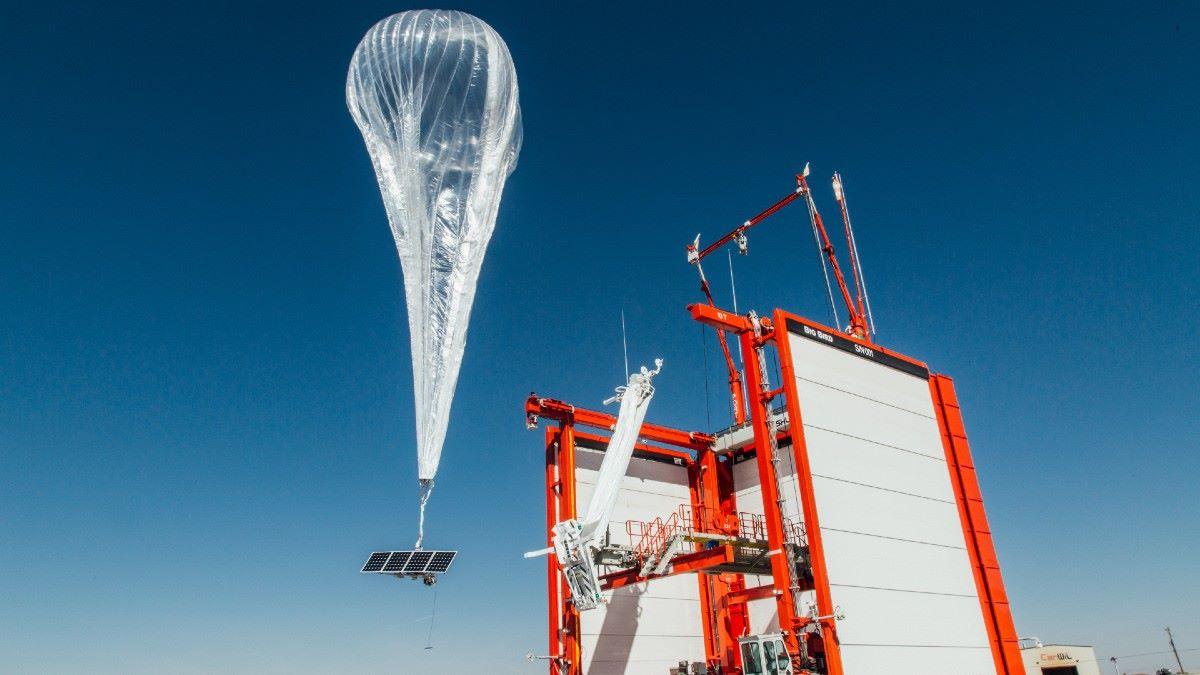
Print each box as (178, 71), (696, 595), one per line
(574, 447), (706, 674)
(787, 331), (995, 674)
(1021, 644), (1102, 675)
(731, 452), (814, 635)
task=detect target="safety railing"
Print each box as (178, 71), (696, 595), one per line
(626, 508), (690, 560)
(626, 504), (805, 563)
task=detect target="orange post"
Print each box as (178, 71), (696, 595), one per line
(693, 448), (746, 668)
(738, 324), (808, 660)
(772, 310), (846, 675)
(559, 424), (581, 674)
(544, 427), (562, 670)
(545, 424), (582, 675)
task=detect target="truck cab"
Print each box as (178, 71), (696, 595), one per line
(738, 634), (793, 675)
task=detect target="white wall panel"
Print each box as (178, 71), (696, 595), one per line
(582, 632), (706, 674)
(831, 585), (990, 647)
(576, 448), (691, 548)
(731, 452), (810, 635)
(787, 331), (994, 674)
(743, 578), (781, 635)
(820, 529), (979, 597)
(573, 447), (706, 673)
(802, 425), (955, 502)
(809, 476), (965, 548)
(840, 645), (996, 674)
(732, 459), (783, 637)
(789, 335), (936, 417)
(794, 383), (945, 460)
(732, 457), (764, 516)
(731, 450), (804, 525)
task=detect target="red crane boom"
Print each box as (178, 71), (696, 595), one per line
(686, 168), (873, 427)
(797, 171), (869, 339)
(686, 183), (808, 425)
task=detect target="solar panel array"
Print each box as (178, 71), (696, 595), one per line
(360, 550), (457, 575)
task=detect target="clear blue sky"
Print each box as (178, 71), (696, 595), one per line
(2, 2), (1197, 673)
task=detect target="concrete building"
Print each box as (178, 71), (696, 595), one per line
(1022, 642), (1103, 675)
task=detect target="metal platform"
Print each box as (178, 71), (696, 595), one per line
(591, 505), (812, 592)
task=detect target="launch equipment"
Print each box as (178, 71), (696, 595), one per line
(528, 170), (1022, 674)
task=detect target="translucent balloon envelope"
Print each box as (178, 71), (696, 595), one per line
(347, 10), (522, 539)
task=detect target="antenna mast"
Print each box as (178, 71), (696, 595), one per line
(685, 167), (876, 424)
(833, 172), (875, 336)
(620, 310), (630, 379)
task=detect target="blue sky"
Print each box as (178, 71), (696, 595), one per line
(1, 1), (1197, 673)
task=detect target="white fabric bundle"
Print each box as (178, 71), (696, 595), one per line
(579, 360), (663, 543)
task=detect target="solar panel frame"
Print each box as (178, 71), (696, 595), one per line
(361, 550), (459, 575)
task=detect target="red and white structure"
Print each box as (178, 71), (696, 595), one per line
(526, 170), (1022, 674)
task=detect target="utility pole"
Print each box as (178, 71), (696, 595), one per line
(1167, 626), (1186, 674)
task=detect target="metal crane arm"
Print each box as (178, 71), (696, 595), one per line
(798, 172), (868, 339)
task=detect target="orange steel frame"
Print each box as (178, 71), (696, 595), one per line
(930, 376), (1024, 672)
(544, 425), (578, 672)
(692, 304), (846, 673)
(534, 304), (1021, 674)
(534, 399), (714, 675)
(532, 395), (754, 674)
(690, 303), (1023, 675)
(769, 309), (949, 674)
(532, 354), (808, 672)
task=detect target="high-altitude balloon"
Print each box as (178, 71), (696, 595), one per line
(347, 10), (522, 544)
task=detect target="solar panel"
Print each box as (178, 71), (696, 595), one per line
(426, 551), (456, 573)
(361, 550), (458, 576)
(383, 551), (412, 572)
(361, 551), (390, 572)
(404, 550), (435, 573)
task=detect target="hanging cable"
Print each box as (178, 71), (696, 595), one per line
(728, 250), (745, 336)
(769, 338), (782, 385)
(688, 249), (747, 425)
(620, 310), (630, 379)
(727, 248), (741, 315)
(424, 583), (439, 650)
(727, 249), (747, 408)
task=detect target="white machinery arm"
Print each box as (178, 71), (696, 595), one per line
(580, 358), (662, 542)
(527, 359), (663, 611)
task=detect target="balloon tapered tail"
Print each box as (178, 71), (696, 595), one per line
(415, 478), (435, 549)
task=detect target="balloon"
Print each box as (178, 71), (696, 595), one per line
(347, 10), (522, 543)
